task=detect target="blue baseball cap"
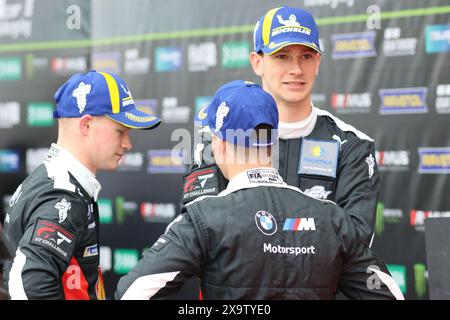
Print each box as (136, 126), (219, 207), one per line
(206, 80), (278, 148)
(253, 6), (322, 55)
(54, 70), (161, 130)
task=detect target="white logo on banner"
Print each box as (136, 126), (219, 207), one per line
(0, 0), (35, 39)
(188, 42), (217, 72)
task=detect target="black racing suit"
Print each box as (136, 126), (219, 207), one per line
(116, 168), (402, 300)
(182, 107), (379, 246)
(2, 144), (105, 300)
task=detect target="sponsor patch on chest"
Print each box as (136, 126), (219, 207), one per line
(298, 139), (339, 178)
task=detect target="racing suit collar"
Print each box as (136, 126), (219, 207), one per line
(46, 143), (102, 200)
(278, 106), (318, 140)
(224, 167), (287, 195)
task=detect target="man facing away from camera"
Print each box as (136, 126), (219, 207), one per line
(116, 80), (403, 300)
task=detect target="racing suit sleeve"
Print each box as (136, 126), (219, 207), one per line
(181, 127), (228, 204)
(115, 213), (204, 300)
(335, 138), (380, 246)
(7, 191), (88, 300)
(336, 209), (404, 300)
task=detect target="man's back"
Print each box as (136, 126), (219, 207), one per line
(188, 184), (345, 299)
(116, 168), (402, 300)
(188, 169), (391, 299)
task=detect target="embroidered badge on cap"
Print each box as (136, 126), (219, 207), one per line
(72, 82), (91, 113)
(215, 102), (229, 132)
(298, 139), (339, 178)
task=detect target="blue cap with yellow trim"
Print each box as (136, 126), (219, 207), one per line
(54, 70), (161, 130)
(253, 6), (322, 55)
(206, 80), (278, 148)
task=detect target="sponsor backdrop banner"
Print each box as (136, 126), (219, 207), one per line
(1, 0), (449, 299)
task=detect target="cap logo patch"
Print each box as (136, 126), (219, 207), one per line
(120, 84), (134, 107)
(215, 102), (229, 132)
(120, 84), (131, 96)
(272, 13), (312, 37)
(72, 82), (91, 113)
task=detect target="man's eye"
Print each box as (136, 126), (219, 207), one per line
(275, 54), (288, 60)
(303, 54), (313, 60)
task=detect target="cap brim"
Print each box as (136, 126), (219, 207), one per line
(106, 109), (161, 130)
(262, 40), (322, 55)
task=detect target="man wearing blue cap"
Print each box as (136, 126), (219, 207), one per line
(187, 6), (379, 250)
(115, 81), (402, 300)
(2, 70), (160, 299)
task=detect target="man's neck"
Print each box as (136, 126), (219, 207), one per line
(275, 97), (313, 123)
(226, 163), (273, 181)
(56, 139), (97, 175)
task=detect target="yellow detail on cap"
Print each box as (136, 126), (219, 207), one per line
(198, 106), (208, 120)
(268, 42), (323, 55)
(262, 7), (281, 46)
(125, 112), (157, 123)
(99, 72), (120, 114)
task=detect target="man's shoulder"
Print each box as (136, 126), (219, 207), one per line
(314, 107), (374, 143)
(186, 183), (338, 212)
(22, 164), (88, 206)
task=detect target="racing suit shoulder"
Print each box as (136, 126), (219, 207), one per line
(315, 107), (374, 142)
(309, 108), (379, 245)
(115, 212), (204, 300)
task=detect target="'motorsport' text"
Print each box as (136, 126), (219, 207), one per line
(263, 243), (316, 255)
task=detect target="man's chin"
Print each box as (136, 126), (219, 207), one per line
(99, 163), (120, 171)
(283, 97), (309, 106)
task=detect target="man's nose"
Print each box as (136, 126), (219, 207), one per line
(122, 131), (132, 151)
(289, 59), (304, 76)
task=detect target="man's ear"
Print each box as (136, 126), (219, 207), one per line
(79, 115), (93, 136)
(249, 52), (264, 77)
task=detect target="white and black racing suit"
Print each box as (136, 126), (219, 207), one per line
(116, 168), (401, 300)
(2, 144), (105, 300)
(182, 106), (379, 246)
